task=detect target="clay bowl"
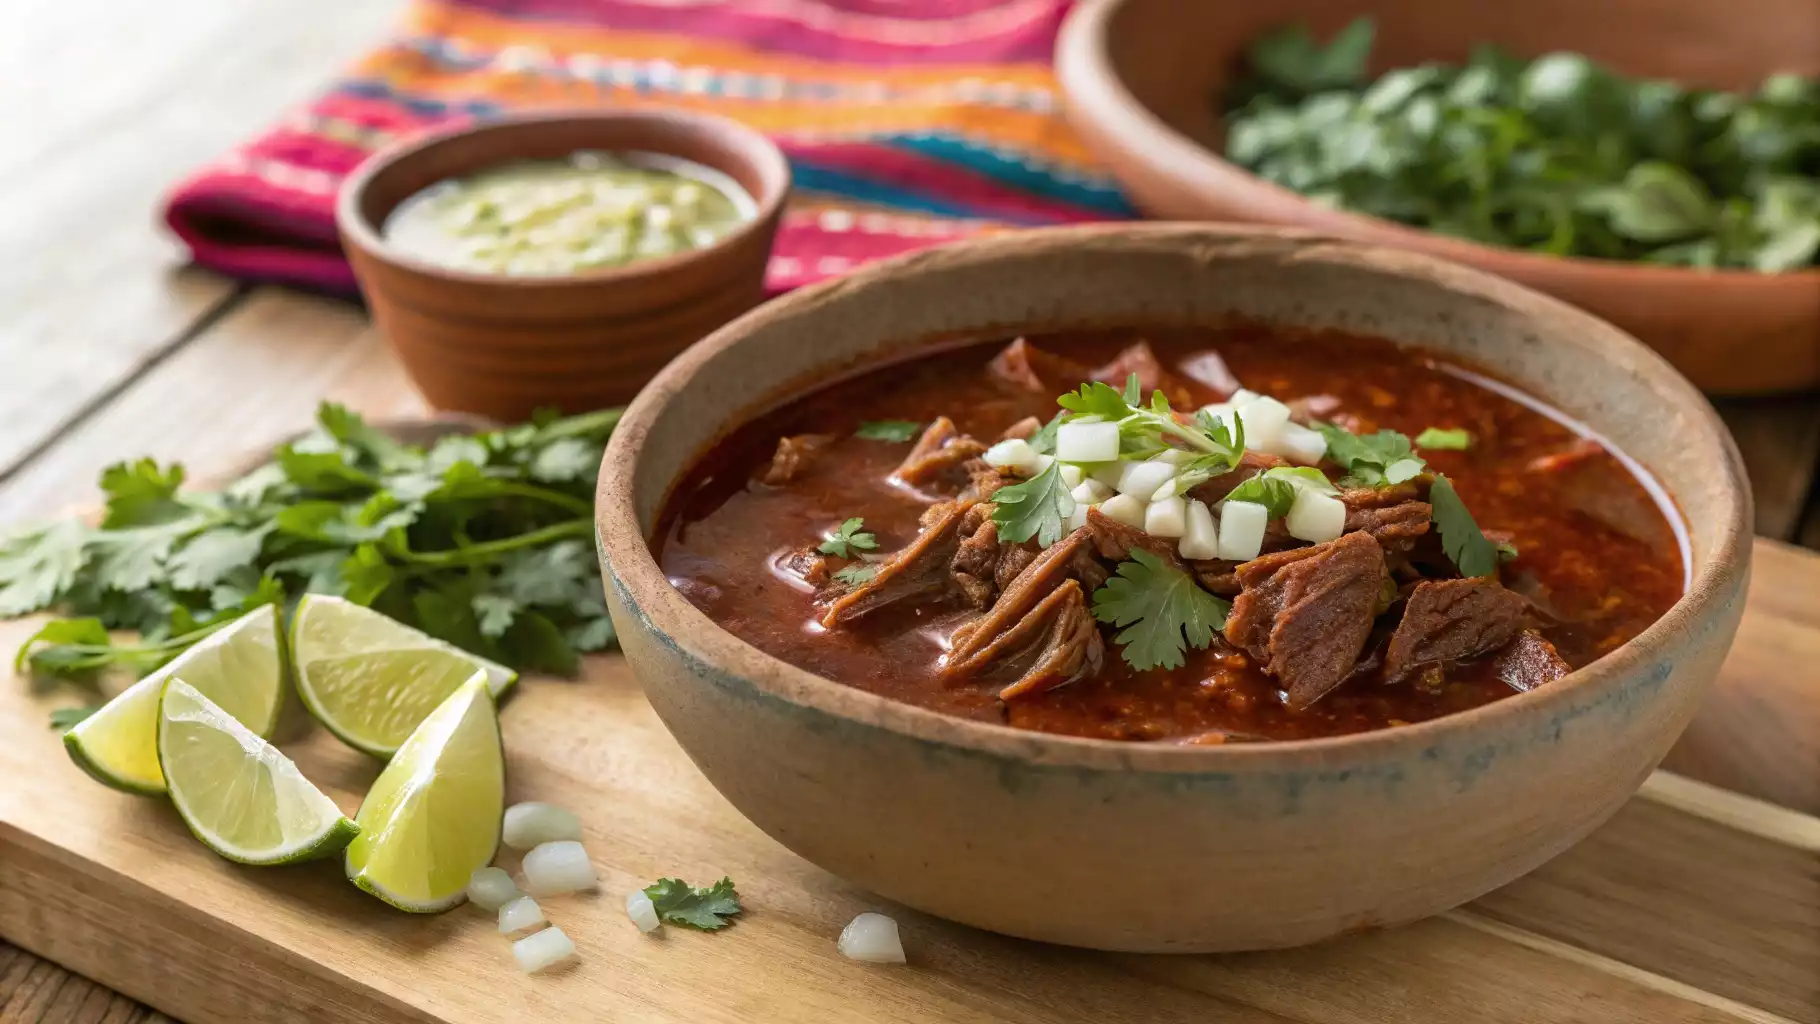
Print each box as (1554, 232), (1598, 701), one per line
(1054, 0), (1820, 395)
(594, 224), (1750, 952)
(337, 110), (789, 421)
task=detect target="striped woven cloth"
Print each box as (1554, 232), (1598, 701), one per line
(163, 0), (1134, 295)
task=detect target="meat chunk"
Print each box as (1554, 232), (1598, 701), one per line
(1491, 629), (1572, 692)
(1177, 349), (1242, 397)
(1285, 394), (1342, 424)
(957, 579), (1105, 701)
(961, 459), (1014, 502)
(1091, 341), (1190, 406)
(1188, 560), (1241, 597)
(892, 417), (987, 491)
(1343, 495), (1432, 553)
(1381, 578), (1529, 683)
(775, 547), (832, 590)
(998, 416), (1042, 442)
(987, 338), (1092, 394)
(947, 529), (1093, 674)
(1223, 531), (1388, 709)
(822, 499), (976, 626)
(1084, 506), (1185, 569)
(951, 517), (1003, 609)
(761, 434), (834, 485)
(1188, 450), (1290, 504)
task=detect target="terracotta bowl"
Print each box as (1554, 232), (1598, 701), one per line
(337, 110), (789, 421)
(1054, 0), (1820, 395)
(594, 225), (1751, 952)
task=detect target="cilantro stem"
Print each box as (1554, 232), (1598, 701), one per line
(490, 481), (592, 516)
(392, 519), (592, 567)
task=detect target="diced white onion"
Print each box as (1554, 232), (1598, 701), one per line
(1116, 459), (1176, 499)
(625, 890), (661, 933)
(503, 802), (582, 850)
(1065, 501), (1093, 533)
(1056, 421), (1120, 463)
(1236, 396), (1291, 450)
(1059, 463), (1085, 489)
(1197, 403), (1233, 432)
(1218, 501), (1269, 561)
(1276, 422), (1328, 465)
(982, 438), (1044, 476)
(498, 896), (546, 936)
(838, 913), (906, 964)
(1145, 495), (1188, 538)
(1286, 488), (1347, 543)
(1089, 461), (1129, 490)
(1034, 453), (1056, 476)
(1179, 500), (1219, 560)
(1229, 388), (1261, 406)
(512, 925), (577, 974)
(1099, 493), (1146, 528)
(521, 841), (598, 897)
(1151, 448), (1194, 466)
(1071, 479), (1114, 504)
(467, 867), (520, 911)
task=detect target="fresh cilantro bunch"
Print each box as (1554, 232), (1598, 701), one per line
(1223, 19), (1820, 271)
(3, 403), (621, 682)
(1091, 550), (1231, 671)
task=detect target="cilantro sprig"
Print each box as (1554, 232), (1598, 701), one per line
(817, 518), (878, 558)
(642, 876), (743, 930)
(1224, 466), (1338, 517)
(991, 460), (1075, 546)
(854, 420), (922, 443)
(4, 403), (621, 686)
(1315, 423), (1426, 488)
(1429, 474), (1515, 577)
(1091, 549), (1231, 671)
(832, 563), (880, 587)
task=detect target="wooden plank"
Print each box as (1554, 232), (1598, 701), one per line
(1661, 539), (1820, 816)
(0, 289), (423, 528)
(3, 598), (1818, 1024)
(0, 942), (166, 1024)
(0, 0), (404, 479)
(1710, 398), (1820, 541)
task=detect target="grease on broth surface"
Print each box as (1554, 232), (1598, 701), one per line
(382, 151), (752, 276)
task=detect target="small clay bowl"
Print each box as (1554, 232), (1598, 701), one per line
(337, 110), (789, 421)
(1054, 0), (1820, 395)
(595, 224), (1750, 952)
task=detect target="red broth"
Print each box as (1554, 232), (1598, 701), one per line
(654, 327), (1684, 742)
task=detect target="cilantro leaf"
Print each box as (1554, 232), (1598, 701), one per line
(643, 876), (743, 930)
(1025, 411), (1066, 456)
(1057, 381), (1135, 420)
(0, 520), (90, 616)
(832, 563), (879, 587)
(1090, 549), (1231, 671)
(49, 705), (101, 731)
(317, 403), (419, 471)
(817, 518), (879, 559)
(1223, 476), (1299, 517)
(854, 420), (923, 443)
(99, 459), (189, 528)
(1057, 380), (1245, 477)
(529, 438), (597, 483)
(472, 593), (519, 638)
(1415, 427), (1473, 450)
(566, 614), (617, 653)
(990, 461), (1075, 546)
(1429, 475), (1500, 578)
(167, 524), (274, 591)
(1316, 423), (1426, 488)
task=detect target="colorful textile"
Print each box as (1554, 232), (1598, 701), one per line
(163, 0), (1133, 295)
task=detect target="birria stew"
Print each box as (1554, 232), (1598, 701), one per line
(656, 328), (1684, 743)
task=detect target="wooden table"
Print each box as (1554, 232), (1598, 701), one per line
(3, 3), (1819, 1020)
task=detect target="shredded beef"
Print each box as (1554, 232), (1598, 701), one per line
(961, 459), (1013, 502)
(946, 529), (1092, 672)
(822, 499), (976, 627)
(1090, 341), (1190, 406)
(1342, 492), (1432, 553)
(762, 434), (835, 485)
(775, 548), (833, 590)
(1285, 394), (1342, 423)
(1223, 531), (1388, 709)
(987, 338), (1092, 394)
(892, 417), (987, 491)
(1491, 629), (1572, 691)
(1084, 507), (1186, 569)
(998, 416), (1042, 441)
(957, 579), (1105, 701)
(1381, 578), (1529, 683)
(995, 544), (1038, 590)
(951, 517), (1003, 609)
(1189, 560), (1242, 597)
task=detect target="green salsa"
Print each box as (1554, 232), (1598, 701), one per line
(382, 151), (754, 276)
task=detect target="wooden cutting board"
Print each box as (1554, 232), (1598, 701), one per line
(2, 553), (1817, 1024)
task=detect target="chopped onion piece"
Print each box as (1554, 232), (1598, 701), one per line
(503, 802), (583, 850)
(1276, 422), (1328, 465)
(1059, 463), (1085, 489)
(1179, 500), (1219, 560)
(1034, 453), (1056, 476)
(467, 867), (520, 911)
(1089, 461), (1130, 490)
(1286, 488), (1347, 543)
(1071, 479), (1114, 504)
(1236, 396), (1291, 450)
(1197, 403), (1233, 429)
(625, 890), (661, 933)
(1145, 495), (1188, 538)
(1099, 493), (1146, 529)
(1065, 501), (1093, 533)
(521, 840), (598, 896)
(1055, 421), (1120, 463)
(1116, 459), (1175, 499)
(982, 438), (1043, 477)
(512, 925), (577, 974)
(498, 896), (546, 935)
(1152, 448), (1194, 466)
(1218, 500), (1268, 561)
(1229, 388), (1261, 406)
(838, 913), (906, 964)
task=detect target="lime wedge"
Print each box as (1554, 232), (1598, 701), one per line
(346, 672), (504, 912)
(157, 678), (357, 864)
(63, 604), (286, 795)
(290, 594), (516, 759)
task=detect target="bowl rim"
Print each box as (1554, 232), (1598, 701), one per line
(596, 222), (1751, 773)
(1053, 0), (1820, 289)
(334, 107), (791, 289)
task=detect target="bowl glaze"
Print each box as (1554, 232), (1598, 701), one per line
(594, 225), (1750, 952)
(1054, 0), (1820, 395)
(338, 109), (789, 421)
